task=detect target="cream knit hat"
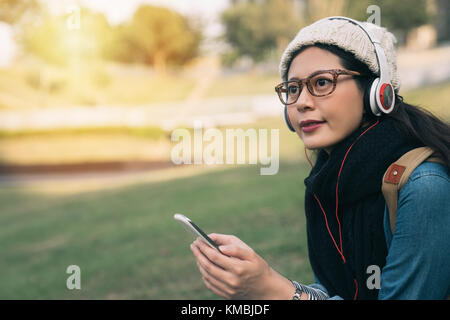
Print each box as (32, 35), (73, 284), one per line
(279, 17), (400, 92)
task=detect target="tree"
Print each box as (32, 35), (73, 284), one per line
(342, 0), (431, 45)
(305, 0), (347, 24)
(21, 8), (114, 66)
(112, 5), (201, 73)
(0, 0), (41, 25)
(221, 0), (302, 63)
(431, 0), (448, 43)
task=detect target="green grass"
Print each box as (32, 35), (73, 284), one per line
(0, 160), (313, 299)
(402, 81), (450, 119)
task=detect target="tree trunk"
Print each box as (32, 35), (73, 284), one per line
(153, 50), (167, 75)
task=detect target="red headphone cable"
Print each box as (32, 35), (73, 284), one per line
(305, 120), (380, 265)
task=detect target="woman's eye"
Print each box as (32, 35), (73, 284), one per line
(288, 86), (299, 95)
(316, 78), (331, 87)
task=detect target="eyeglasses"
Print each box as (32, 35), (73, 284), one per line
(275, 69), (364, 105)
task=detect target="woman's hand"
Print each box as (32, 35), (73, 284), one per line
(190, 233), (294, 300)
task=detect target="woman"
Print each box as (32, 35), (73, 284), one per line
(190, 17), (450, 300)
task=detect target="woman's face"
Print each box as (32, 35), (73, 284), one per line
(287, 46), (365, 154)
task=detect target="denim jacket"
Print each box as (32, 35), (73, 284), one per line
(308, 161), (450, 299)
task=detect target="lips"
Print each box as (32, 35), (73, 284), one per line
(300, 120), (326, 127)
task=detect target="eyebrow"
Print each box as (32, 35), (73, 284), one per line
(288, 69), (332, 81)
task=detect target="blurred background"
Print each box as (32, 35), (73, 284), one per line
(0, 0), (448, 299)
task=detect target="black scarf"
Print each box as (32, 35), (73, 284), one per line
(304, 117), (422, 299)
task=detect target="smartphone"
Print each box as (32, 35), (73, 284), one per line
(174, 213), (223, 254)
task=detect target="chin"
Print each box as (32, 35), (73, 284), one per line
(302, 137), (327, 150)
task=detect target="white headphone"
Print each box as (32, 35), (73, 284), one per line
(284, 16), (395, 132)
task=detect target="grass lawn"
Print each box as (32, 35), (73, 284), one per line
(0, 159), (313, 299)
(401, 81), (450, 120)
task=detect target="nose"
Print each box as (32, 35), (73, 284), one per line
(295, 85), (315, 113)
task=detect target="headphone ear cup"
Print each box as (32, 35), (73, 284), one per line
(284, 106), (295, 132)
(366, 78), (382, 117)
(363, 79), (374, 116)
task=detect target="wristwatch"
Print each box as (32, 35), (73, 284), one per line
(292, 288), (303, 300)
(290, 280), (306, 300)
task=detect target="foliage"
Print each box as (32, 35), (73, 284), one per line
(343, 0), (430, 32)
(110, 5), (202, 72)
(0, 0), (41, 25)
(14, 4), (201, 70)
(21, 8), (114, 66)
(221, 0), (433, 62)
(221, 0), (302, 63)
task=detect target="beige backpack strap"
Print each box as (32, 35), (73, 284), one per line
(381, 147), (436, 234)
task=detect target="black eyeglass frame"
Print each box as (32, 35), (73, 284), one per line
(275, 69), (364, 105)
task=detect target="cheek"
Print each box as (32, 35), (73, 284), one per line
(286, 107), (299, 125)
(326, 88), (364, 128)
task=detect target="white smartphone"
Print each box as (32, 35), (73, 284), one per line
(174, 213), (223, 254)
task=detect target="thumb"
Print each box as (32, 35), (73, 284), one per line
(219, 244), (251, 261)
(208, 233), (241, 246)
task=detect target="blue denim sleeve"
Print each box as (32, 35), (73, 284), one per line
(379, 162), (450, 299)
(311, 275), (343, 300)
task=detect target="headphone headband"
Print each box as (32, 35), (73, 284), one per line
(317, 16), (391, 85)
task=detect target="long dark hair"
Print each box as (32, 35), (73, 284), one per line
(291, 43), (450, 168)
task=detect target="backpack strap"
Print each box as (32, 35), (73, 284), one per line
(381, 147), (444, 234)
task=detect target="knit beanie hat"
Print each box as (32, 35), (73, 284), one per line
(279, 17), (400, 92)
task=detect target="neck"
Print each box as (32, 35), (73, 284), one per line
(322, 120), (372, 156)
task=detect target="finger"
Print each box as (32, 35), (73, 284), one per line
(218, 243), (253, 261)
(193, 241), (233, 278)
(198, 236), (252, 262)
(202, 274), (230, 299)
(196, 261), (233, 299)
(208, 233), (243, 246)
(195, 238), (245, 270)
(192, 245), (235, 298)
